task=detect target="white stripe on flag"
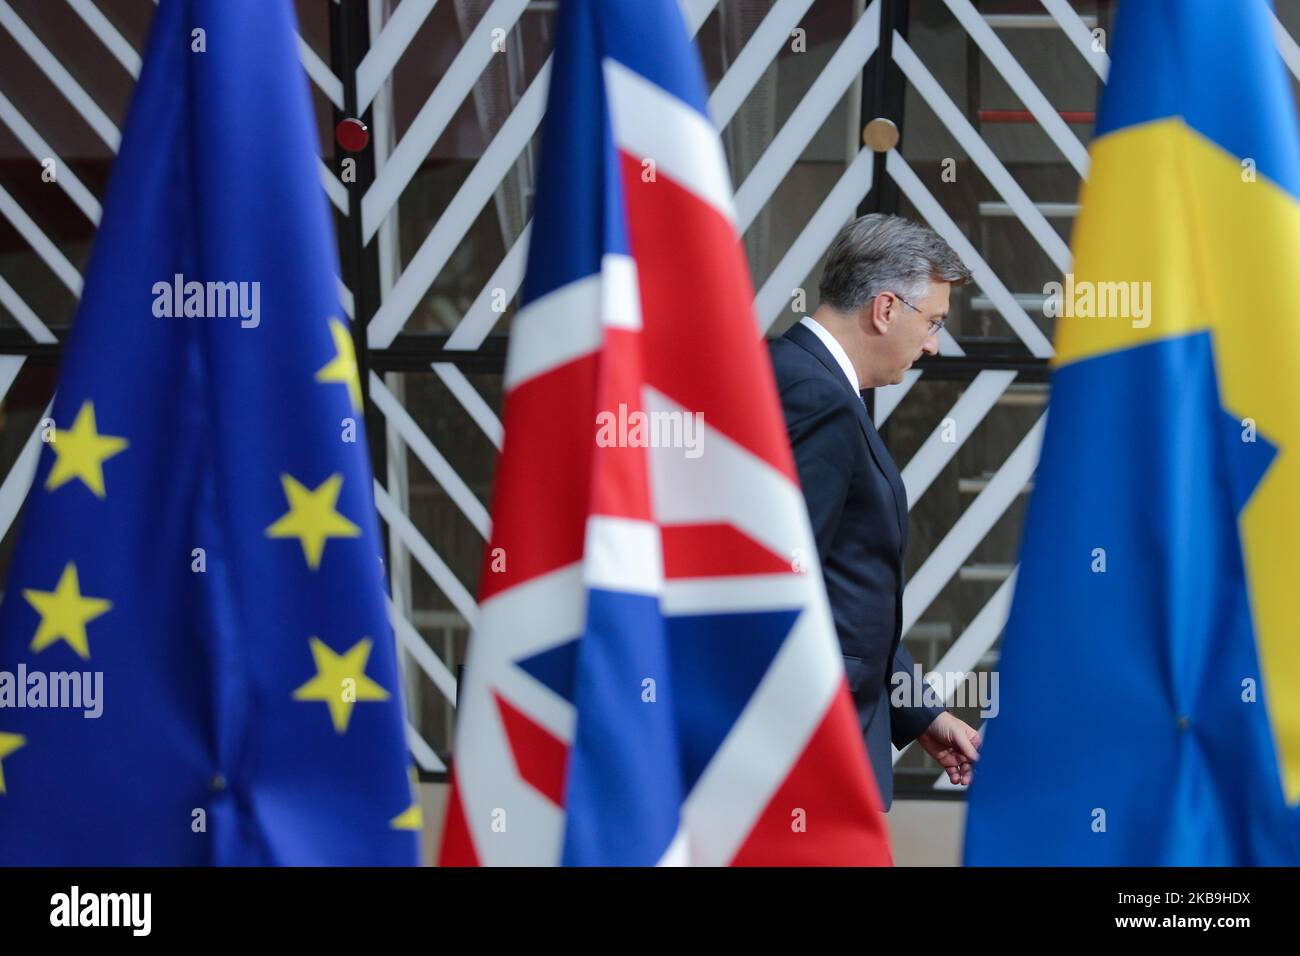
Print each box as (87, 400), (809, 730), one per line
(603, 57), (738, 226)
(601, 253), (642, 331)
(454, 565), (583, 865)
(584, 516), (663, 595)
(643, 387), (844, 864)
(504, 274), (603, 391)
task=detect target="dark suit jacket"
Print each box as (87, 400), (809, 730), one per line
(770, 321), (943, 808)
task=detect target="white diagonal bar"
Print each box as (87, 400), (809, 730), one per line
(432, 363), (503, 449)
(941, 0), (1088, 177)
(408, 721), (446, 771)
(298, 33), (344, 109)
(0, 90), (101, 225)
(680, 0), (721, 33)
(362, 0), (532, 241)
(874, 311), (966, 428)
(887, 151), (1054, 358)
(0, 408), (49, 543)
(388, 594), (458, 705)
(902, 415), (1044, 635)
(895, 569), (1016, 765)
(900, 370), (1017, 508)
(874, 370), (921, 427)
(369, 371), (490, 536)
(65, 0), (141, 77)
(336, 277), (355, 320)
(445, 221), (530, 349)
(0, 0), (120, 151)
(0, 275), (57, 343)
(937, 328), (963, 356)
(930, 568), (1016, 688)
(734, 0), (879, 233)
(0, 184), (82, 296)
(320, 159), (348, 214)
(357, 0), (438, 112)
(1039, 0), (1109, 81)
(368, 58), (550, 346)
(382, 381), (415, 626)
(1272, 9), (1300, 85)
(756, 147), (873, 330)
(374, 479), (479, 624)
(893, 32), (1071, 275)
(0, 355), (25, 402)
(709, 0), (815, 129)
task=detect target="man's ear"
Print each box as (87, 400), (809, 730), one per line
(865, 293), (891, 336)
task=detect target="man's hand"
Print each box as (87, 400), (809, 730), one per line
(916, 712), (981, 786)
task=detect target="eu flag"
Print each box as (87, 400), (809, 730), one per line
(964, 0), (1300, 865)
(0, 0), (418, 864)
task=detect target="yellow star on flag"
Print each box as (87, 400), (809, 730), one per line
(0, 732), (25, 795)
(23, 562), (112, 659)
(315, 317), (362, 412)
(265, 473), (361, 569)
(292, 637), (390, 733)
(45, 401), (128, 498)
(391, 768), (424, 831)
(390, 802), (424, 831)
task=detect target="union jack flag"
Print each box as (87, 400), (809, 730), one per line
(439, 0), (891, 866)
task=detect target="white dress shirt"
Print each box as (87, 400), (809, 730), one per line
(799, 315), (861, 397)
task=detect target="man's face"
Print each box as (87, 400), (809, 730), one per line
(879, 280), (949, 384)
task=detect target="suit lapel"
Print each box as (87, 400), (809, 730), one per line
(783, 324), (908, 548)
(857, 389), (908, 553)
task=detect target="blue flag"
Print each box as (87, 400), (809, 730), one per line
(964, 0), (1300, 865)
(0, 0), (418, 865)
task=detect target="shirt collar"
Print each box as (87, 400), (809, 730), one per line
(799, 316), (860, 394)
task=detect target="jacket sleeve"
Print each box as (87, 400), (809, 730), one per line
(778, 376), (863, 563)
(888, 640), (946, 747)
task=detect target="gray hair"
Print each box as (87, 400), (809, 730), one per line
(818, 214), (970, 313)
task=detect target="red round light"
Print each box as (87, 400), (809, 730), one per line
(335, 118), (369, 152)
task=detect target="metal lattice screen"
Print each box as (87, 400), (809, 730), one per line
(4, 0), (1300, 795)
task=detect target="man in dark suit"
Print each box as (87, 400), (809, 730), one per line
(770, 213), (981, 809)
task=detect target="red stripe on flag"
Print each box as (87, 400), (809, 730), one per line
(591, 327), (653, 521)
(435, 775), (481, 866)
(494, 690), (570, 807)
(479, 355), (597, 602)
(729, 682), (893, 866)
(618, 151), (798, 485)
(661, 523), (793, 578)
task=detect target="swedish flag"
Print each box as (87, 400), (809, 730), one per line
(965, 0), (1300, 865)
(0, 0), (418, 864)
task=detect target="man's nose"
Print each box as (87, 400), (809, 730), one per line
(923, 333), (940, 356)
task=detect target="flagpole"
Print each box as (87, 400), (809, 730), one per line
(330, 0), (387, 492)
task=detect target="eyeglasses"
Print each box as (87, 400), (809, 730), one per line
(893, 292), (945, 337)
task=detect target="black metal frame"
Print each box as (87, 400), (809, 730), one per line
(329, 0), (390, 492)
(861, 0), (909, 220)
(333, 0), (1046, 395)
(858, 0), (1054, 800)
(0, 0), (1052, 791)
(324, 0), (462, 781)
